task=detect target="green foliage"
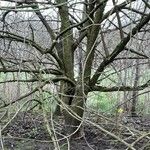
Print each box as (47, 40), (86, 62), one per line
(136, 93), (150, 115)
(87, 92), (118, 114)
(36, 91), (58, 113)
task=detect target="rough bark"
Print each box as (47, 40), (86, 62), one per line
(61, 83), (86, 137)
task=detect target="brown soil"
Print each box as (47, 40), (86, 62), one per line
(1, 112), (150, 150)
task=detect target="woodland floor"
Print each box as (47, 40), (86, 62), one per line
(1, 111), (150, 150)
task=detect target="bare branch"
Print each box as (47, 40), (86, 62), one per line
(90, 13), (150, 86)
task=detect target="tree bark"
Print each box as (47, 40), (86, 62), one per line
(61, 83), (86, 137)
(131, 59), (139, 117)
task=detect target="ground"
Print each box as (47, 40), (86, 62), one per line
(1, 112), (150, 150)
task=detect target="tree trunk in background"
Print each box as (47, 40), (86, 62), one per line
(131, 59), (139, 117)
(123, 59), (128, 112)
(54, 102), (61, 116)
(54, 82), (64, 116)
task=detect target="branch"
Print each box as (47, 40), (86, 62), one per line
(0, 76), (75, 109)
(71, 0), (138, 55)
(47, 0), (133, 53)
(31, 2), (56, 40)
(0, 82), (47, 109)
(0, 31), (63, 68)
(0, 31), (45, 54)
(125, 47), (149, 58)
(90, 13), (150, 86)
(0, 76), (75, 86)
(114, 57), (149, 60)
(0, 68), (62, 75)
(123, 7), (149, 16)
(101, 0), (136, 23)
(90, 80), (150, 92)
(0, 0), (53, 4)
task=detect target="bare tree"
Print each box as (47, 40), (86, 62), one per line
(0, 0), (150, 137)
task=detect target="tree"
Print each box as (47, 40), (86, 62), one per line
(0, 0), (150, 137)
(131, 59), (140, 117)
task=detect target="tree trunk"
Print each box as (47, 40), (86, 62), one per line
(131, 59), (139, 117)
(61, 84), (86, 137)
(54, 81), (64, 116)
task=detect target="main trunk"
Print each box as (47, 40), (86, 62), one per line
(61, 84), (87, 137)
